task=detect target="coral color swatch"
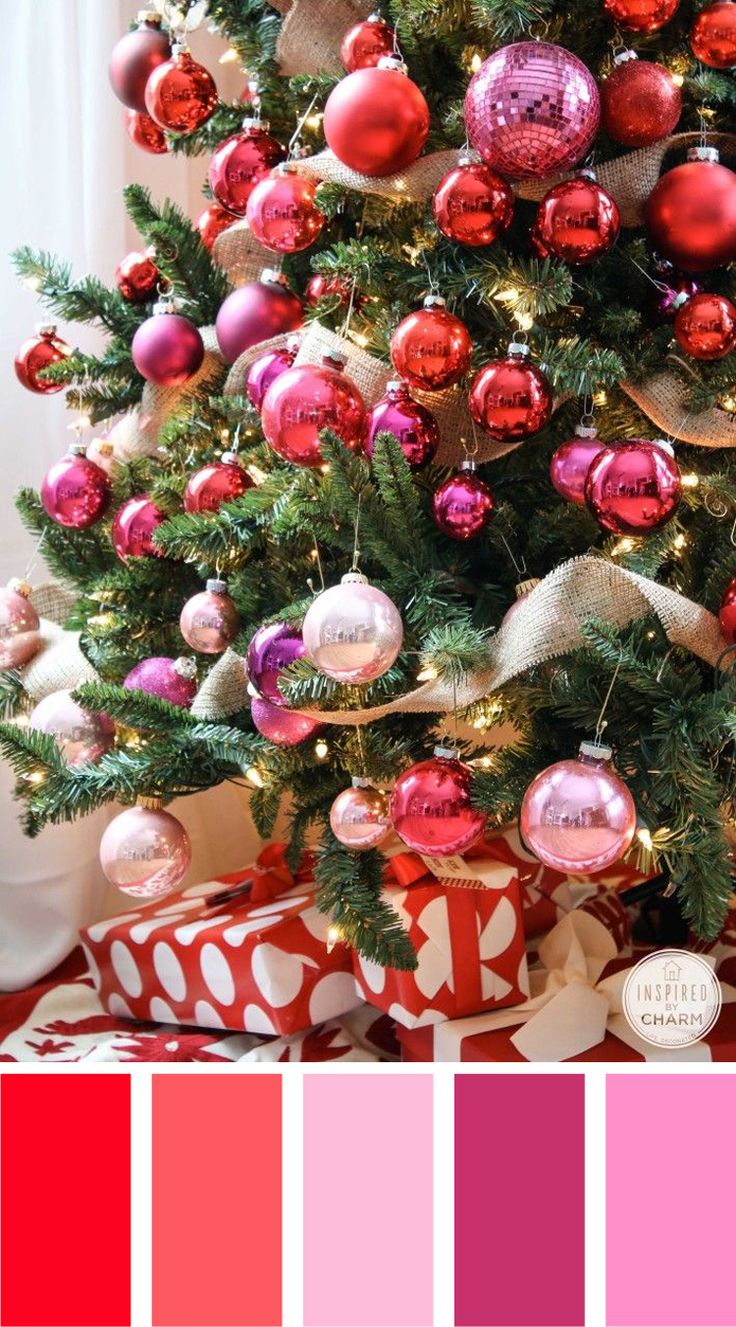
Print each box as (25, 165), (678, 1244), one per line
(1, 1073), (131, 1327)
(152, 1074), (282, 1326)
(455, 1074), (585, 1326)
(303, 1074), (434, 1326)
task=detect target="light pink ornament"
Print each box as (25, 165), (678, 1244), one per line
(99, 802), (191, 899)
(501, 577), (541, 628)
(520, 741), (637, 873)
(179, 578), (240, 654)
(330, 778), (391, 850)
(28, 689), (114, 766)
(251, 695), (322, 746)
(0, 579), (41, 669)
(549, 424), (605, 504)
(302, 572), (403, 683)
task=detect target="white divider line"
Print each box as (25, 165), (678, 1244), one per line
(434, 1070), (455, 1327)
(282, 1070), (304, 1327)
(585, 1071), (607, 1327)
(130, 1071), (152, 1327)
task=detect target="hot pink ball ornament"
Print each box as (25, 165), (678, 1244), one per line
(183, 452), (253, 514)
(330, 778), (391, 850)
(112, 496), (166, 561)
(208, 121), (286, 217)
(131, 300), (204, 387)
(251, 695), (322, 746)
(99, 802), (191, 899)
(215, 269), (303, 364)
(364, 380), (439, 469)
(390, 747), (486, 856)
(550, 424), (605, 504)
(41, 444), (111, 529)
(584, 438), (681, 535)
(261, 352), (366, 467)
(246, 340), (298, 410)
(302, 572), (403, 683)
(28, 689), (114, 767)
(179, 578), (240, 654)
(432, 460), (495, 539)
(520, 741), (636, 873)
(246, 165), (326, 254)
(123, 656), (197, 708)
(0, 579), (41, 670)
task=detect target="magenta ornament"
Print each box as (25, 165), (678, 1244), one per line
(99, 803), (191, 899)
(364, 380), (439, 469)
(584, 438), (681, 535)
(215, 271), (303, 364)
(330, 779), (391, 850)
(550, 425), (605, 504)
(246, 166), (326, 253)
(41, 446), (110, 529)
(131, 304), (204, 387)
(123, 656), (197, 708)
(432, 461), (495, 539)
(653, 274), (702, 321)
(261, 353), (366, 467)
(0, 579), (41, 670)
(390, 749), (486, 856)
(302, 573), (403, 683)
(246, 341), (298, 410)
(251, 695), (322, 746)
(246, 621), (306, 704)
(520, 741), (636, 873)
(28, 689), (114, 767)
(183, 453), (253, 514)
(112, 495), (166, 561)
(179, 578), (240, 654)
(208, 123), (286, 217)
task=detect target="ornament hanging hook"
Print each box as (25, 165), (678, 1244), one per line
(288, 91), (320, 159)
(592, 647), (624, 747)
(307, 532), (325, 595)
(351, 492), (362, 572)
(498, 531), (527, 581)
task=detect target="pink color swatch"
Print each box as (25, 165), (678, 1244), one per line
(607, 1075), (735, 1325)
(303, 1075), (433, 1326)
(152, 1074), (282, 1326)
(455, 1074), (584, 1326)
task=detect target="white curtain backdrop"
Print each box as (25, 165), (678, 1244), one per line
(0, 1), (265, 990)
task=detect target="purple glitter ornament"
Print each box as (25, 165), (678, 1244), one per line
(246, 621), (307, 705)
(363, 380), (439, 469)
(464, 41), (600, 181)
(251, 695), (322, 746)
(123, 656), (198, 708)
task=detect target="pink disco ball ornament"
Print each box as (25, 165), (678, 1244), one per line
(390, 747), (486, 856)
(464, 41), (601, 181)
(330, 778), (391, 850)
(251, 695), (322, 746)
(123, 656), (197, 708)
(99, 803), (191, 899)
(112, 495), (166, 561)
(520, 741), (636, 873)
(0, 579), (41, 669)
(302, 573), (403, 683)
(550, 424), (605, 504)
(246, 621), (307, 704)
(28, 689), (114, 767)
(179, 578), (240, 654)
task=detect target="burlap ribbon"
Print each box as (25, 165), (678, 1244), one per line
(276, 0), (374, 75)
(108, 328), (224, 462)
(212, 223), (273, 289)
(189, 648), (250, 720)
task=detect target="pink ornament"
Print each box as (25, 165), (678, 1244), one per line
(246, 341), (298, 410)
(432, 461), (495, 539)
(330, 778), (391, 850)
(28, 689), (114, 766)
(208, 122), (286, 216)
(86, 437), (119, 476)
(0, 579), (41, 670)
(112, 496), (166, 561)
(246, 621), (306, 704)
(108, 15), (171, 113)
(550, 424), (605, 504)
(585, 438), (681, 534)
(215, 270), (303, 364)
(465, 41), (600, 181)
(99, 803), (191, 899)
(131, 303), (204, 387)
(302, 572), (403, 683)
(183, 453), (253, 514)
(520, 741), (637, 872)
(390, 748), (486, 855)
(364, 380), (439, 469)
(246, 166), (326, 253)
(251, 695), (322, 746)
(123, 656), (197, 708)
(179, 578), (240, 654)
(41, 445), (110, 529)
(261, 353), (366, 467)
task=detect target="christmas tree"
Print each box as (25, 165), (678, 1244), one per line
(4, 0), (736, 971)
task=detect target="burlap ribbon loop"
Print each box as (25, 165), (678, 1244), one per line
(276, 0), (374, 75)
(212, 222), (273, 288)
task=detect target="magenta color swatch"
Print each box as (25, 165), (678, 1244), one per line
(455, 1075), (584, 1326)
(303, 1075), (433, 1326)
(607, 1075), (735, 1325)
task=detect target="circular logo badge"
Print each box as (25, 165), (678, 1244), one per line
(622, 949), (722, 1049)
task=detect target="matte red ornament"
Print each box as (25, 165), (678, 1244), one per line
(0, 579), (41, 670)
(144, 47), (217, 133)
(550, 425), (604, 504)
(183, 452), (253, 513)
(246, 341), (298, 410)
(261, 353), (366, 467)
(585, 438), (681, 534)
(195, 203), (235, 251)
(215, 270), (303, 364)
(464, 41), (600, 181)
(719, 576), (736, 642)
(645, 147), (736, 272)
(109, 15), (171, 113)
(112, 495), (166, 560)
(340, 15), (395, 71)
(390, 296), (472, 392)
(602, 0), (679, 30)
(531, 172), (620, 264)
(208, 122), (286, 216)
(432, 460), (495, 539)
(469, 343), (553, 442)
(246, 166), (326, 253)
(690, 1), (736, 68)
(390, 748), (487, 856)
(115, 250), (160, 303)
(432, 159), (514, 247)
(323, 58), (430, 177)
(14, 325), (71, 394)
(364, 380), (439, 469)
(674, 292), (736, 360)
(131, 302), (204, 386)
(179, 578), (240, 654)
(41, 445), (110, 529)
(124, 108), (168, 154)
(599, 51), (681, 147)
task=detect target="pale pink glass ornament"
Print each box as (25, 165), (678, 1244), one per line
(302, 572), (403, 683)
(0, 579), (41, 669)
(28, 689), (114, 766)
(520, 740), (637, 873)
(179, 578), (240, 654)
(329, 778), (391, 850)
(99, 802), (191, 898)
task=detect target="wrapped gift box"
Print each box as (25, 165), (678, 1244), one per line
(352, 846), (528, 1030)
(81, 845), (362, 1036)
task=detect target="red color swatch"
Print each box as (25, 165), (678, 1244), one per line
(1, 1073), (131, 1327)
(455, 1074), (585, 1326)
(152, 1074), (282, 1326)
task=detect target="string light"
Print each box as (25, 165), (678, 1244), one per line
(671, 72), (685, 87)
(593, 390), (608, 407)
(470, 52), (483, 72)
(416, 664), (438, 681)
(636, 827), (654, 851)
(23, 275), (42, 292)
(314, 738), (329, 760)
(673, 532), (687, 552)
(612, 536), (635, 555)
(326, 924), (343, 953)
(24, 770), (46, 786)
(245, 766), (265, 788)
(681, 473), (700, 488)
(218, 46), (240, 63)
(306, 112), (323, 130)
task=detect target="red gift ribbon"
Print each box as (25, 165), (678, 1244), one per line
(212, 843), (316, 905)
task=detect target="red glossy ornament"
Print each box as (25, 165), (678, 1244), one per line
(124, 108), (168, 154)
(183, 452), (253, 513)
(109, 15), (171, 113)
(690, 1), (736, 68)
(323, 58), (430, 177)
(602, 0), (679, 31)
(246, 165), (326, 253)
(364, 380), (439, 469)
(390, 748), (487, 856)
(305, 272), (362, 310)
(532, 172), (620, 264)
(131, 301), (204, 386)
(585, 438), (681, 534)
(112, 495), (166, 560)
(144, 47), (217, 133)
(600, 51), (681, 147)
(215, 269), (303, 364)
(41, 445), (110, 529)
(469, 343), (553, 442)
(390, 296), (472, 392)
(432, 460), (495, 540)
(432, 159), (514, 247)
(246, 340), (298, 410)
(645, 147), (736, 272)
(251, 696), (323, 746)
(0, 579), (41, 670)
(674, 292), (736, 360)
(340, 15), (395, 71)
(208, 121), (286, 216)
(719, 576), (736, 642)
(115, 250), (160, 303)
(520, 740), (637, 873)
(195, 203), (235, 251)
(14, 325), (71, 394)
(261, 352), (366, 467)
(550, 424), (604, 504)
(179, 578), (240, 654)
